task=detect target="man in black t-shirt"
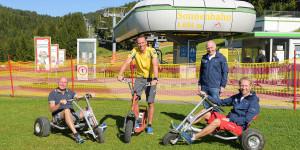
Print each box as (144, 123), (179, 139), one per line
(48, 76), (95, 144)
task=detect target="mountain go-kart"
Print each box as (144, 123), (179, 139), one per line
(162, 95), (265, 150)
(34, 94), (107, 143)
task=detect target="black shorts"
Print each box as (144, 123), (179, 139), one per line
(132, 77), (157, 103)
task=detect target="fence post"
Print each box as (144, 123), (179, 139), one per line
(294, 51), (297, 111)
(71, 55), (74, 91)
(8, 55), (14, 98)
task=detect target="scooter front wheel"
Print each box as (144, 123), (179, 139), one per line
(124, 120), (133, 143)
(162, 132), (179, 146)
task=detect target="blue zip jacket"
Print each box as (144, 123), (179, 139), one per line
(198, 51), (228, 88)
(207, 91), (260, 130)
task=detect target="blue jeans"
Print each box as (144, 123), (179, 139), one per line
(201, 86), (221, 113)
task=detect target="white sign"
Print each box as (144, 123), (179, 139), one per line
(51, 44), (59, 65)
(58, 49), (65, 64)
(276, 51), (284, 61)
(77, 65), (88, 80)
(35, 37), (51, 72)
(77, 39), (97, 64)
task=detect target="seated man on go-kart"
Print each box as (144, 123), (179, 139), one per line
(176, 77), (260, 144)
(48, 76), (95, 144)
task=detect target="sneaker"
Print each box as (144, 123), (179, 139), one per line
(75, 134), (85, 144)
(147, 126), (153, 134)
(181, 131), (194, 145)
(170, 120), (183, 131)
(100, 122), (107, 132)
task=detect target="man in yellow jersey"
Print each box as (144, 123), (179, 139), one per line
(117, 35), (159, 134)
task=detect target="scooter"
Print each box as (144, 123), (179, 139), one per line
(122, 78), (151, 143)
(162, 95), (265, 150)
(34, 94), (107, 143)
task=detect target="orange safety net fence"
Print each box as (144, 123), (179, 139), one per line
(0, 59), (299, 109)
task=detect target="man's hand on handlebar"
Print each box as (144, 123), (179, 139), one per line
(199, 91), (207, 98)
(117, 75), (123, 82)
(87, 92), (95, 98)
(151, 79), (158, 86)
(60, 99), (67, 105)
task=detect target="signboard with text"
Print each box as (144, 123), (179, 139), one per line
(58, 49), (65, 64)
(77, 65), (88, 80)
(180, 46), (187, 57)
(189, 46), (196, 63)
(34, 37), (51, 72)
(51, 44), (59, 65)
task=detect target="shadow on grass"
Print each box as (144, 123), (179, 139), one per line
(196, 135), (242, 149)
(99, 114), (125, 142)
(160, 112), (186, 121)
(158, 131), (241, 148)
(50, 126), (75, 141)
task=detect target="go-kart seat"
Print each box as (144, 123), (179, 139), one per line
(245, 114), (259, 130)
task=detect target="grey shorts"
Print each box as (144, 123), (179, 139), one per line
(53, 110), (81, 123)
(133, 77), (157, 103)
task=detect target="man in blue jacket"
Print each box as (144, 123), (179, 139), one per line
(198, 40), (228, 113)
(181, 77), (260, 144)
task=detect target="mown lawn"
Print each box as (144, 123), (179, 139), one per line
(0, 96), (299, 150)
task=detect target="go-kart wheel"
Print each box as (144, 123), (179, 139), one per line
(124, 120), (133, 143)
(240, 129), (265, 150)
(162, 132), (179, 146)
(94, 128), (105, 143)
(34, 117), (50, 137)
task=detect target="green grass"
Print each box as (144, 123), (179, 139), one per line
(1, 96), (299, 149)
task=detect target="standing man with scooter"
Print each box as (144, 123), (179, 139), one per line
(117, 35), (159, 134)
(198, 40), (228, 113)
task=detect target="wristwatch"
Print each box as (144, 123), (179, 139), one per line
(153, 77), (158, 81)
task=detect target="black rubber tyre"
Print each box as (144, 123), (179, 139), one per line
(162, 132), (179, 146)
(94, 128), (105, 143)
(240, 129), (265, 150)
(124, 120), (133, 143)
(34, 117), (51, 137)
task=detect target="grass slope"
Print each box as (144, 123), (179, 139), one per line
(2, 96), (298, 149)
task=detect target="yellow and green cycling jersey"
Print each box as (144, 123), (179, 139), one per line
(127, 47), (158, 78)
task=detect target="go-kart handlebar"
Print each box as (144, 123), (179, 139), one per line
(66, 94), (92, 102)
(198, 94), (226, 113)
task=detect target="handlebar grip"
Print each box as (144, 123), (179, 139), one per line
(86, 94), (92, 98)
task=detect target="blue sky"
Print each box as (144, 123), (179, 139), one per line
(0, 0), (137, 17)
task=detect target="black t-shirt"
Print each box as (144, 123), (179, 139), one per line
(48, 88), (76, 116)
